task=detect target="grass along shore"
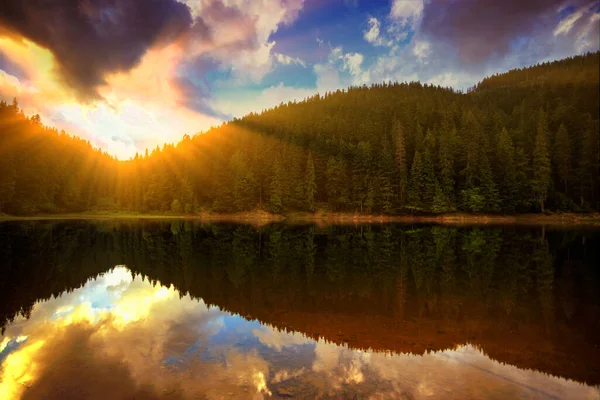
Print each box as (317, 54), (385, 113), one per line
(1, 210), (599, 227)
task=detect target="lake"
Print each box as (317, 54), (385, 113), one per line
(0, 220), (599, 399)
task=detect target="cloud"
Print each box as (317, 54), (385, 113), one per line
(390, 0), (424, 23)
(0, 0), (195, 101)
(356, 0), (600, 93)
(419, 0), (599, 65)
(0, 268), (274, 400)
(2, 267), (598, 399)
(0, 0), (310, 159)
(275, 53), (307, 67)
(253, 327), (310, 351)
(412, 40), (431, 60)
(342, 53), (366, 79)
(188, 0), (306, 83)
(364, 17), (384, 46)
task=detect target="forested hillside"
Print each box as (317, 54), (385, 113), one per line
(0, 52), (598, 215)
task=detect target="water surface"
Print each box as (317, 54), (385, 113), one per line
(1, 221), (599, 399)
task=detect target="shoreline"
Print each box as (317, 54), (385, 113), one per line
(1, 210), (599, 226)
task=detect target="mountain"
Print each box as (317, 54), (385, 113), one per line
(1, 52), (598, 215)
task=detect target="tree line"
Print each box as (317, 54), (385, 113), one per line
(0, 52), (598, 215)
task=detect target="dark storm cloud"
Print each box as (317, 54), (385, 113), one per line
(0, 0), (196, 101)
(420, 0), (596, 64)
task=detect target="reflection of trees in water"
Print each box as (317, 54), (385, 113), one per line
(1, 221), (599, 382)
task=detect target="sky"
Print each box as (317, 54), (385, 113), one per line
(0, 0), (598, 159)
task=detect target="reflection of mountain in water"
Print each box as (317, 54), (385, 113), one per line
(1, 221), (599, 384)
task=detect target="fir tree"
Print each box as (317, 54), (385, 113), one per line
(394, 119), (408, 206)
(495, 128), (518, 212)
(269, 158), (284, 213)
(532, 109), (551, 212)
(304, 153), (317, 212)
(553, 124), (572, 194)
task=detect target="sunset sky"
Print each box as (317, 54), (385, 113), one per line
(0, 0), (598, 159)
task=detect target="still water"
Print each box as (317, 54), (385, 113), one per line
(0, 221), (599, 399)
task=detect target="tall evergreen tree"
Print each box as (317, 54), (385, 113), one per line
(352, 141), (372, 212)
(578, 116), (600, 208)
(326, 155), (349, 211)
(269, 158), (284, 213)
(407, 151), (424, 210)
(0, 155), (16, 212)
(495, 128), (518, 211)
(553, 124), (572, 194)
(394, 120), (408, 206)
(378, 136), (395, 213)
(532, 109), (551, 212)
(304, 152), (317, 212)
(437, 125), (456, 211)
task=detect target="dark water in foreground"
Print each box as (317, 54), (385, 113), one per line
(0, 221), (599, 399)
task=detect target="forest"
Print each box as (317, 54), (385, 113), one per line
(0, 52), (598, 215)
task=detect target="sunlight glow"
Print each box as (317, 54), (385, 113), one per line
(0, 340), (46, 400)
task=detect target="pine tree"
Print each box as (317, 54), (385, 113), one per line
(230, 151), (257, 211)
(421, 146), (437, 207)
(495, 128), (518, 211)
(179, 177), (194, 213)
(433, 183), (450, 213)
(578, 117), (600, 208)
(553, 124), (571, 194)
(304, 152), (317, 212)
(326, 155), (349, 211)
(437, 126), (456, 211)
(0, 155), (16, 212)
(514, 147), (533, 211)
(352, 141), (371, 212)
(269, 158), (284, 213)
(394, 120), (408, 205)
(378, 136), (395, 213)
(532, 109), (551, 212)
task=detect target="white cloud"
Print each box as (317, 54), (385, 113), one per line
(364, 17), (399, 48)
(253, 328), (309, 351)
(554, 9), (585, 36)
(321, 46), (369, 85)
(364, 17), (384, 46)
(412, 40), (431, 60)
(573, 12), (600, 53)
(186, 0), (307, 83)
(390, 0), (424, 22)
(275, 53), (307, 67)
(342, 52), (364, 76)
(427, 72), (459, 87)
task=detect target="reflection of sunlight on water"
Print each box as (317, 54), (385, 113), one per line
(1, 266), (599, 400)
(0, 339), (45, 399)
(0, 337), (9, 354)
(252, 371), (272, 396)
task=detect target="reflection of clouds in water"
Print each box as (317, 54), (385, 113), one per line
(253, 326), (310, 351)
(0, 267), (271, 400)
(1, 267), (599, 399)
(271, 367), (306, 383)
(309, 342), (600, 399)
